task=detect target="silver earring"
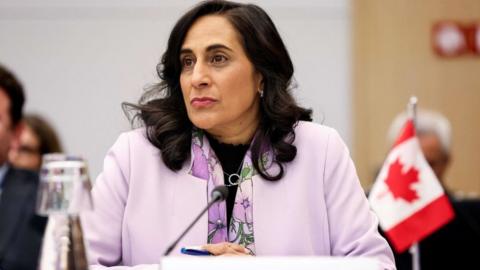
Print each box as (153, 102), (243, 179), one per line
(259, 89), (264, 98)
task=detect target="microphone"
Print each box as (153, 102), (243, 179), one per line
(210, 185), (229, 203)
(163, 185), (229, 256)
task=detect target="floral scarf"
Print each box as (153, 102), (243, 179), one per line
(188, 129), (268, 255)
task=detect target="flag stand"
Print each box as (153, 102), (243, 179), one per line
(409, 243), (420, 270)
(409, 97), (421, 270)
(369, 96), (455, 270)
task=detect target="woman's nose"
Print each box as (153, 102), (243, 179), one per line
(191, 62), (211, 89)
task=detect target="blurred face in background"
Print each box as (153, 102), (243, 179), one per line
(179, 15), (263, 142)
(0, 89), (21, 166)
(9, 123), (41, 171)
(418, 132), (450, 184)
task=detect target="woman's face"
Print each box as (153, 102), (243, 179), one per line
(179, 15), (262, 137)
(8, 124), (42, 171)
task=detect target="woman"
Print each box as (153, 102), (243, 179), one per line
(84, 0), (395, 269)
(8, 114), (63, 171)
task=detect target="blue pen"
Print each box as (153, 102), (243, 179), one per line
(180, 246), (212, 256)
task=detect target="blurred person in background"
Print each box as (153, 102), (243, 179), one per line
(0, 64), (47, 270)
(388, 109), (451, 191)
(8, 114), (63, 171)
(384, 109), (480, 270)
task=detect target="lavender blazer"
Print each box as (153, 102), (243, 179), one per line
(83, 121), (395, 269)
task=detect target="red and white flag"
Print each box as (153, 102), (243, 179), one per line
(369, 118), (454, 253)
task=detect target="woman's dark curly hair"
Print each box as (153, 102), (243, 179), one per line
(125, 0), (312, 181)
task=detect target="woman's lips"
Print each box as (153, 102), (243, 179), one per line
(190, 97), (217, 108)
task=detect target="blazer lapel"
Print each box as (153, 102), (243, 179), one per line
(169, 169), (208, 254)
(0, 168), (36, 260)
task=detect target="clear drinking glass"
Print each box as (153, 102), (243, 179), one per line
(36, 153), (93, 270)
(36, 154), (93, 215)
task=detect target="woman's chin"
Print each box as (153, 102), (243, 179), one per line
(189, 118), (218, 131)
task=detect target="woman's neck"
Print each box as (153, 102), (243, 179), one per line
(206, 113), (259, 145)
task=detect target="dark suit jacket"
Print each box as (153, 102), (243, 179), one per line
(0, 168), (47, 270)
(384, 197), (480, 270)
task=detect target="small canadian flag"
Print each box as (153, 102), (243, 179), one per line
(369, 118), (455, 253)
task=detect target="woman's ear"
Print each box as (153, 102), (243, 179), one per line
(256, 72), (264, 92)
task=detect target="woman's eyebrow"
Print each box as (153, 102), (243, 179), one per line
(205, 44), (233, 52)
(180, 48), (193, 55)
(180, 44), (233, 55)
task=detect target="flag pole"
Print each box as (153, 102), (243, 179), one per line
(408, 96), (421, 270)
(410, 242), (421, 270)
(408, 96), (418, 126)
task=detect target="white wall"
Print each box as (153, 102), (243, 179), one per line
(0, 0), (351, 178)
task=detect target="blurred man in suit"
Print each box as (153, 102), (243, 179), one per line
(0, 64), (47, 270)
(386, 109), (480, 270)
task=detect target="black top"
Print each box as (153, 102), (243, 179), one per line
(207, 135), (249, 231)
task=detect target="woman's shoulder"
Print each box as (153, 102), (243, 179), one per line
(119, 127), (147, 141)
(293, 121), (348, 153)
(294, 121), (337, 141)
(111, 127), (158, 154)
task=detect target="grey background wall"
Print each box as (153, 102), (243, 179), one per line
(0, 0), (351, 179)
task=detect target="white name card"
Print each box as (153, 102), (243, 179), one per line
(161, 256), (379, 270)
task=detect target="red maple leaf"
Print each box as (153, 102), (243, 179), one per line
(384, 158), (419, 203)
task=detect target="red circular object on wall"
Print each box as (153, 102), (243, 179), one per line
(432, 22), (468, 57)
(474, 24), (480, 54)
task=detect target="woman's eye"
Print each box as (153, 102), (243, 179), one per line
(211, 55), (227, 64)
(182, 57), (195, 68)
